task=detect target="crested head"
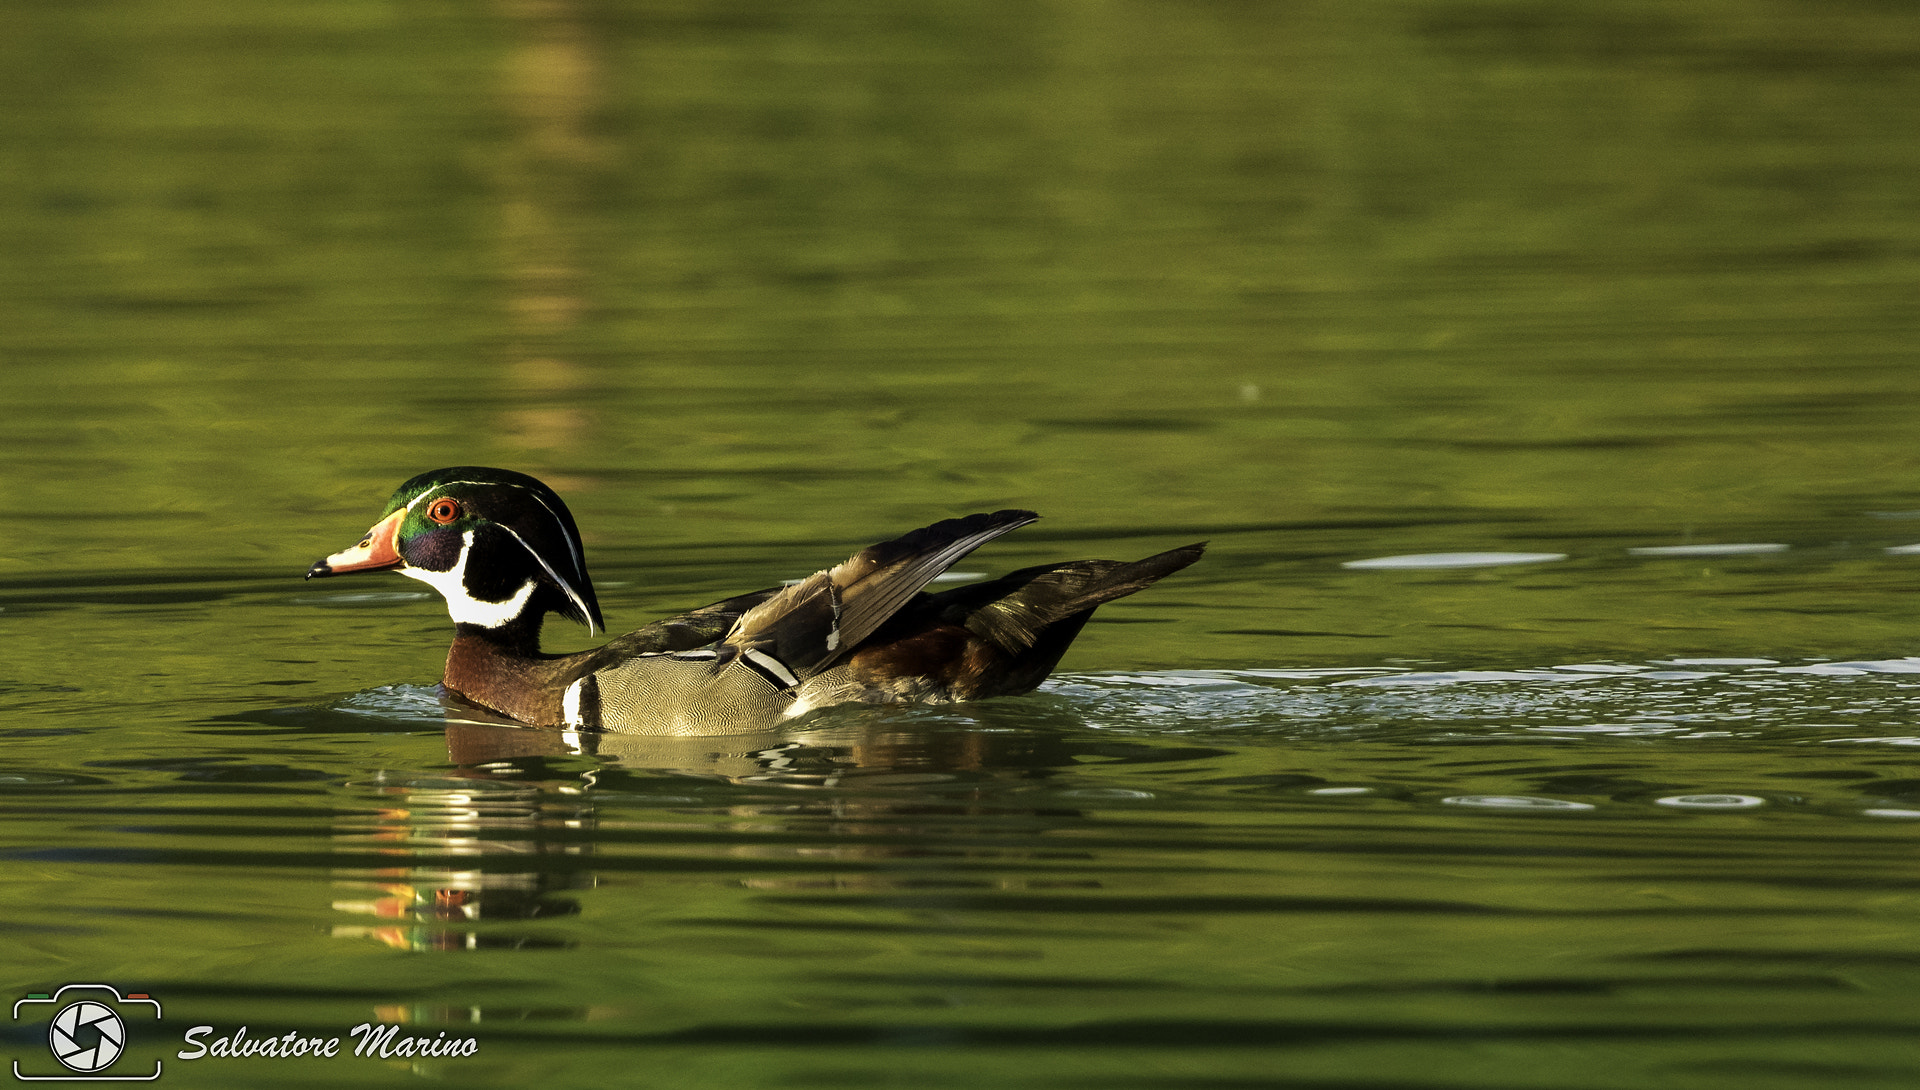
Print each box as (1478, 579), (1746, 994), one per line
(312, 466), (605, 637)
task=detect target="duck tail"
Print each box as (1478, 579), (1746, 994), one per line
(944, 541), (1207, 698)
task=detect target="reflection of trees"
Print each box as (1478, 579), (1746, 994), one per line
(493, 0), (606, 457)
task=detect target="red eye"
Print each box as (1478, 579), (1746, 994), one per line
(427, 498), (462, 524)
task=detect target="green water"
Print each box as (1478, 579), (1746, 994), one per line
(4, 1), (1920, 1087)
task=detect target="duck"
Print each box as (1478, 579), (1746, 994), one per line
(306, 467), (1203, 735)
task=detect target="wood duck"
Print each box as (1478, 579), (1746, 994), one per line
(307, 467), (1203, 735)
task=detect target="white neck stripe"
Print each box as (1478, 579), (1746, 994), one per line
(397, 530), (538, 629)
(496, 522), (598, 634)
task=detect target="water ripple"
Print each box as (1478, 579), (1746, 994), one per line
(1046, 657), (1920, 742)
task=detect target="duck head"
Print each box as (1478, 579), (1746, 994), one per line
(307, 466), (605, 636)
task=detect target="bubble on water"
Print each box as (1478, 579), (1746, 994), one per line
(1442, 795), (1595, 811)
(1862, 808), (1920, 819)
(1307, 786), (1373, 796)
(1654, 794), (1766, 809)
(1530, 723), (1682, 736)
(1770, 658), (1920, 675)
(1227, 668), (1396, 681)
(0, 770), (103, 789)
(1628, 543), (1788, 557)
(1057, 788), (1156, 800)
(1342, 552), (1567, 570)
(1336, 669), (1605, 687)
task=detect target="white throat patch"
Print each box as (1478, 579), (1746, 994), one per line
(398, 530), (537, 629)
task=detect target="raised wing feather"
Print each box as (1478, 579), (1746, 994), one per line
(727, 510), (1039, 678)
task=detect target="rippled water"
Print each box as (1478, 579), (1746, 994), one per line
(6, 609), (1920, 1087)
(6, 0), (1920, 1087)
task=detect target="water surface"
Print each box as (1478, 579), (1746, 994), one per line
(3, 1), (1919, 1087)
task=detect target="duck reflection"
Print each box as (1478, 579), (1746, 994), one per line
(329, 702), (1115, 954)
(443, 705), (1086, 788)
(330, 769), (591, 952)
